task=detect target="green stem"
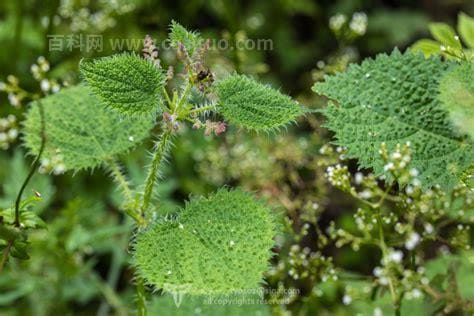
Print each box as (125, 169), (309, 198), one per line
(136, 278), (148, 316)
(140, 129), (172, 220)
(15, 101), (46, 227)
(106, 159), (145, 226)
(107, 159), (133, 202)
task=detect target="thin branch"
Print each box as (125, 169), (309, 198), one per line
(14, 101), (46, 227)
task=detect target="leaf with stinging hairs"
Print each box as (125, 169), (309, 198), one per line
(438, 62), (474, 139)
(215, 74), (305, 131)
(23, 85), (153, 172)
(168, 20), (203, 57)
(313, 50), (474, 189)
(133, 189), (276, 295)
(80, 53), (165, 116)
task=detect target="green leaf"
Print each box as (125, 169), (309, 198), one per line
(438, 62), (474, 139)
(313, 50), (474, 189)
(23, 85), (153, 171)
(133, 189), (276, 295)
(0, 150), (54, 212)
(411, 39), (442, 57)
(216, 74), (304, 131)
(148, 294), (271, 316)
(429, 22), (462, 50)
(169, 20), (203, 56)
(425, 251), (474, 301)
(80, 53), (165, 116)
(458, 12), (474, 48)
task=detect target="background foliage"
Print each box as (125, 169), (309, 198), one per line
(0, 0), (473, 315)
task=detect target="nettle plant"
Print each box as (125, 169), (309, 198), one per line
(313, 47), (474, 314)
(3, 22), (304, 312)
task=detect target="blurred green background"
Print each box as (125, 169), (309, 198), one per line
(0, 0), (473, 315)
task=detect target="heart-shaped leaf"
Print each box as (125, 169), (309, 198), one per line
(133, 189), (276, 295)
(23, 85), (154, 171)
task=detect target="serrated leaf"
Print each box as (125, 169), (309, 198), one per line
(439, 62), (474, 139)
(411, 39), (442, 57)
(23, 85), (153, 171)
(458, 12), (474, 48)
(313, 50), (474, 189)
(429, 22), (462, 50)
(169, 20), (203, 56)
(148, 294), (271, 316)
(133, 189), (276, 295)
(216, 74), (304, 131)
(80, 53), (165, 116)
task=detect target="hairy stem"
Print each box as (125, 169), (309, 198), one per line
(140, 129), (172, 221)
(106, 159), (146, 225)
(136, 278), (148, 316)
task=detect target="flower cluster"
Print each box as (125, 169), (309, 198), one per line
(58, 0), (136, 33)
(30, 57), (61, 94)
(0, 115), (18, 150)
(0, 75), (26, 107)
(39, 152), (66, 175)
(320, 142), (473, 311)
(329, 12), (368, 40)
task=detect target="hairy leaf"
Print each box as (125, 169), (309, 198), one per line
(168, 20), (203, 56)
(23, 85), (153, 171)
(439, 62), (474, 139)
(80, 53), (165, 116)
(133, 189), (276, 295)
(148, 294), (271, 316)
(313, 50), (474, 188)
(216, 74), (304, 131)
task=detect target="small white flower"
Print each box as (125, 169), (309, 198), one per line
(7, 128), (18, 140)
(229, 240), (235, 247)
(411, 288), (422, 298)
(374, 307), (383, 316)
(355, 172), (364, 184)
(0, 132), (7, 142)
(0, 81), (6, 91)
(389, 250), (403, 263)
(349, 12), (367, 35)
(384, 162), (394, 171)
(405, 232), (420, 250)
(424, 223), (434, 234)
(409, 168), (419, 177)
(53, 163), (66, 175)
(373, 266), (383, 277)
(128, 136), (135, 142)
(40, 79), (50, 92)
(8, 93), (20, 107)
(342, 294), (352, 305)
(329, 13), (347, 31)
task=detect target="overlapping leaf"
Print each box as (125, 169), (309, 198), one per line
(23, 85), (153, 171)
(80, 53), (165, 116)
(133, 189), (276, 295)
(313, 50), (474, 188)
(168, 20), (203, 56)
(438, 62), (474, 139)
(216, 74), (305, 131)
